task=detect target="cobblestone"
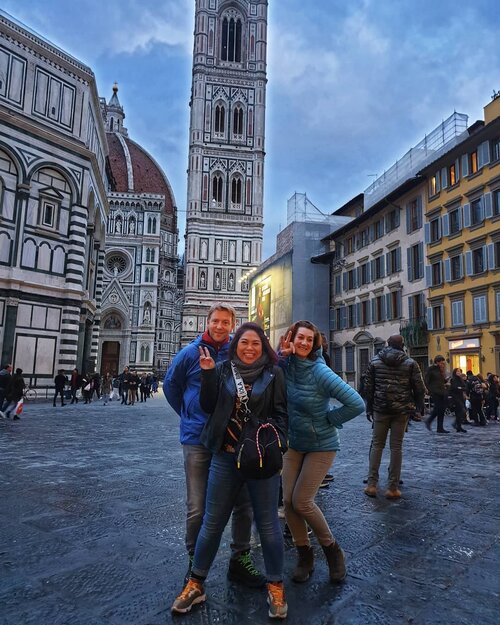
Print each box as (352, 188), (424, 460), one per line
(0, 396), (498, 624)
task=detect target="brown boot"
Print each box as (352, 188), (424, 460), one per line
(292, 545), (314, 583)
(322, 541), (346, 583)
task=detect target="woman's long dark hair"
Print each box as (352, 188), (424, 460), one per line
(285, 320), (322, 361)
(229, 322), (278, 364)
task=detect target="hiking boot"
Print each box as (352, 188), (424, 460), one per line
(364, 484), (377, 497)
(319, 479), (330, 488)
(227, 550), (266, 588)
(184, 553), (194, 584)
(385, 488), (401, 499)
(322, 541), (346, 583)
(323, 473), (334, 482)
(292, 545), (314, 583)
(267, 581), (288, 619)
(171, 578), (206, 614)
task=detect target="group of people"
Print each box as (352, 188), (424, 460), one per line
(0, 363), (25, 419)
(164, 303), (365, 619)
(53, 369), (159, 407)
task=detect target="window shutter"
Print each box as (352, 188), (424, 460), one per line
(380, 255), (385, 278)
(455, 158), (460, 182)
(417, 196), (423, 229)
(457, 206), (463, 231)
(478, 140), (490, 169)
(435, 171), (441, 193)
(343, 272), (348, 291)
(331, 311), (337, 331)
(356, 266), (361, 287)
(441, 167), (448, 189)
(487, 243), (495, 270)
(426, 307), (434, 330)
(406, 204), (411, 234)
(367, 261), (372, 282)
(366, 301), (372, 324)
(439, 304), (445, 329)
(444, 258), (451, 282)
(484, 192), (493, 219)
(482, 246), (488, 272)
(340, 306), (347, 329)
(417, 243), (424, 279)
(463, 203), (471, 228)
(395, 210), (400, 228)
(461, 154), (469, 177)
(356, 303), (361, 326)
(465, 251), (473, 276)
(396, 247), (402, 272)
(369, 223), (375, 242)
(385, 252), (391, 274)
(370, 259), (375, 280)
(385, 293), (392, 320)
(496, 292), (500, 321)
(381, 296), (386, 321)
(407, 248), (414, 281)
(424, 222), (430, 244)
(425, 264), (432, 287)
(371, 299), (377, 322)
(408, 295), (414, 321)
(442, 213), (450, 237)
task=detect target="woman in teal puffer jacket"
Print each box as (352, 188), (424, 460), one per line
(279, 320), (365, 585)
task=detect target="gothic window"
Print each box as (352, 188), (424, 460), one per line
(231, 177), (242, 206)
(110, 118), (114, 132)
(147, 217), (157, 234)
(221, 16), (242, 62)
(214, 103), (225, 134)
(212, 173), (223, 207)
(233, 106), (244, 137)
(146, 248), (155, 263)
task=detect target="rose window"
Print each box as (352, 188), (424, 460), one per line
(106, 253), (128, 275)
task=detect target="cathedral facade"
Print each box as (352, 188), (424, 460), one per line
(0, 11), (109, 385)
(99, 87), (182, 376)
(181, 0), (268, 342)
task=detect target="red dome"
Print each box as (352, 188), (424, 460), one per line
(107, 133), (175, 215)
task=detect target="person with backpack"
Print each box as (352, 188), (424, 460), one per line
(466, 371), (487, 426)
(449, 368), (468, 433)
(425, 355), (450, 433)
(278, 320), (364, 586)
(362, 335), (426, 499)
(170, 322), (288, 618)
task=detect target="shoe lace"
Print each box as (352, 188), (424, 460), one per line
(238, 551), (259, 576)
(178, 579), (202, 600)
(268, 582), (285, 608)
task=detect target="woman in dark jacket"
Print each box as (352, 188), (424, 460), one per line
(449, 368), (467, 433)
(486, 374), (499, 421)
(171, 323), (288, 620)
(4, 368), (25, 419)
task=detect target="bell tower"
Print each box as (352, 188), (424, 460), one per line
(181, 0), (268, 342)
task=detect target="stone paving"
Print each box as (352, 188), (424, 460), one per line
(0, 393), (499, 625)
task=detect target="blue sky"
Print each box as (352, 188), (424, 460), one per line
(5, 0), (500, 257)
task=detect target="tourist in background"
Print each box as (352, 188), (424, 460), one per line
(3, 368), (25, 420)
(53, 369), (68, 407)
(101, 373), (112, 405)
(449, 368), (467, 433)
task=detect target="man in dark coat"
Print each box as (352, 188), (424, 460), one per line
(53, 369), (68, 407)
(425, 355), (449, 433)
(0, 363), (12, 417)
(4, 368), (25, 420)
(362, 335), (426, 499)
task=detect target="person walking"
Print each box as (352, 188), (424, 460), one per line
(82, 373), (93, 404)
(140, 374), (149, 402)
(171, 322), (288, 618)
(128, 370), (139, 405)
(486, 374), (499, 422)
(278, 320), (365, 585)
(425, 355), (449, 433)
(101, 373), (112, 405)
(449, 368), (468, 433)
(53, 370), (68, 407)
(362, 335), (426, 499)
(164, 303), (265, 589)
(70, 368), (82, 404)
(466, 370), (487, 426)
(118, 367), (130, 405)
(0, 363), (12, 417)
(3, 368), (25, 419)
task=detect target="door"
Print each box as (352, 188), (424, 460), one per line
(101, 341), (120, 376)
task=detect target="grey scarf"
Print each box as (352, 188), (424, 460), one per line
(231, 354), (270, 384)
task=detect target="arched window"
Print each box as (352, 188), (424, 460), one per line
(146, 248), (155, 263)
(233, 106), (244, 137)
(147, 217), (157, 234)
(212, 174), (223, 205)
(214, 104), (225, 134)
(110, 118), (114, 132)
(231, 177), (242, 206)
(221, 16), (242, 62)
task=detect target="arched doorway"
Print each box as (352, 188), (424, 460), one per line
(101, 341), (120, 376)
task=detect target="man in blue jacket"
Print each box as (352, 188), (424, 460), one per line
(164, 303), (264, 587)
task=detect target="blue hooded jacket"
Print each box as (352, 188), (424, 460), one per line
(282, 350), (365, 452)
(163, 335), (230, 445)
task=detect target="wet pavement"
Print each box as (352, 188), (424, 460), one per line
(0, 394), (498, 625)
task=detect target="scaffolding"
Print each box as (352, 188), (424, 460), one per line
(364, 112), (469, 209)
(287, 192), (329, 225)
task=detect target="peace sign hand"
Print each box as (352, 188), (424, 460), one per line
(198, 346), (216, 370)
(279, 331), (295, 357)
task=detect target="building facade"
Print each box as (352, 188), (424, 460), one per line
(181, 0), (268, 342)
(99, 87), (181, 376)
(0, 11), (109, 386)
(423, 96), (500, 375)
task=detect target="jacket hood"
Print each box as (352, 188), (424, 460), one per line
(378, 346), (409, 367)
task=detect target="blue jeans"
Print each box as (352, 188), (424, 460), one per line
(192, 451), (284, 582)
(182, 445), (252, 557)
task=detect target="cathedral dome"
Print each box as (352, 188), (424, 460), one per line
(106, 133), (176, 215)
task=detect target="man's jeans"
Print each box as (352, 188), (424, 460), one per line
(182, 444), (252, 558)
(367, 412), (408, 490)
(191, 451), (283, 581)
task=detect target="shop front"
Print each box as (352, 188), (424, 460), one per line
(448, 337), (481, 374)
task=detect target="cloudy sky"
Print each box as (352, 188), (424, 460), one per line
(5, 0), (500, 256)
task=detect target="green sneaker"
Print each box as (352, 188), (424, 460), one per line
(171, 578), (206, 614)
(227, 550), (266, 588)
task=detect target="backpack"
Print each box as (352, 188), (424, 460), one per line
(234, 414), (287, 480)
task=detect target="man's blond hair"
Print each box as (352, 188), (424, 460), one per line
(207, 303), (236, 326)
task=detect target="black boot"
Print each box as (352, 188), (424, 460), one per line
(322, 541), (346, 583)
(292, 545), (314, 582)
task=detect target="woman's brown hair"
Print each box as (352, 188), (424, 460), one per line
(285, 320), (322, 360)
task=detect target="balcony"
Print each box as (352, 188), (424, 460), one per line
(400, 317), (428, 348)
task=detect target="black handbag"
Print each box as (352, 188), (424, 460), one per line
(231, 362), (286, 480)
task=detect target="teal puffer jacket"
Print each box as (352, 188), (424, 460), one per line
(283, 352), (365, 452)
